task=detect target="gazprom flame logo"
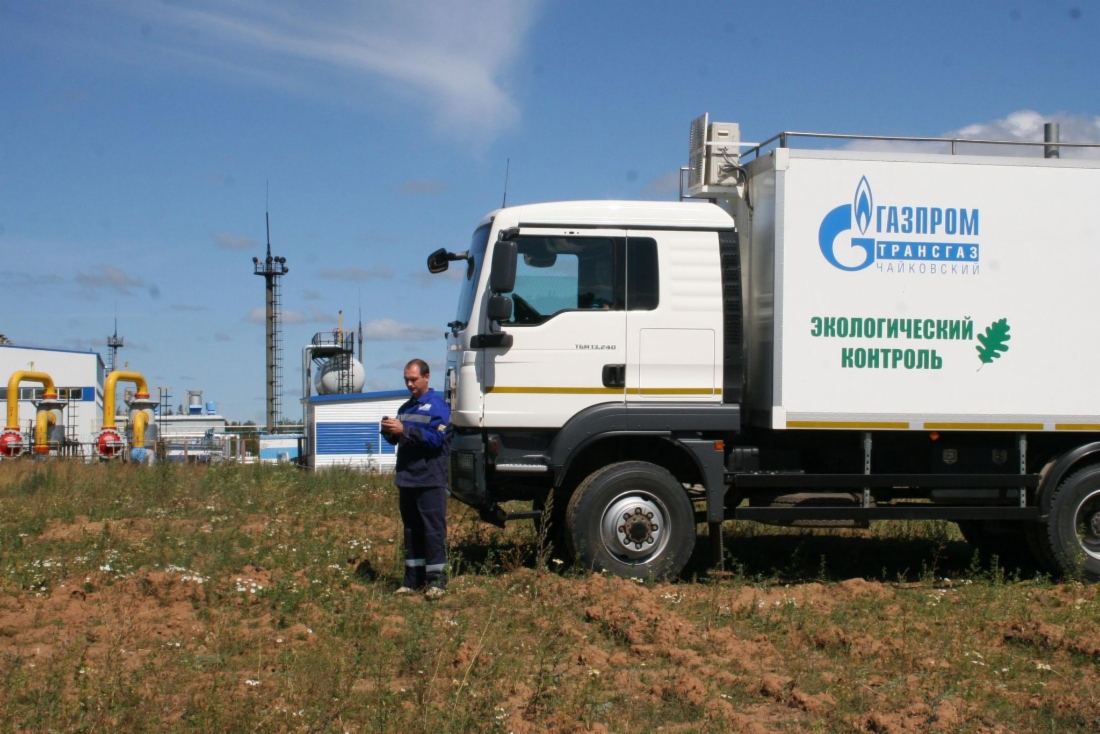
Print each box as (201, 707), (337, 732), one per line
(854, 176), (872, 236)
(818, 176), (876, 271)
(818, 176), (981, 274)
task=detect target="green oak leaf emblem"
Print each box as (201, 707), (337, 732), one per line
(976, 318), (1011, 370)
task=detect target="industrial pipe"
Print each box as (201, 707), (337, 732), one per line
(6, 371), (57, 429)
(132, 409), (150, 449)
(94, 370), (151, 459)
(34, 411), (57, 455)
(128, 408), (154, 464)
(2, 371), (58, 458)
(102, 371), (150, 429)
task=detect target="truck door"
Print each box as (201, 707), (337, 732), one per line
(625, 230), (723, 402)
(481, 229), (627, 429)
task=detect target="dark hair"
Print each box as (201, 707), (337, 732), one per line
(405, 358), (430, 377)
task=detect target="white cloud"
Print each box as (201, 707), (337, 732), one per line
(844, 110), (1100, 158)
(361, 318), (440, 341)
(947, 110), (1100, 158)
(95, 0), (543, 144)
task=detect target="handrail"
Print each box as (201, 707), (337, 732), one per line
(742, 130), (1100, 161)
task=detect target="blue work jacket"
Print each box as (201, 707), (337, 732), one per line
(384, 388), (452, 488)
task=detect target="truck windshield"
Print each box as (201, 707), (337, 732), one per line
(454, 223), (490, 328)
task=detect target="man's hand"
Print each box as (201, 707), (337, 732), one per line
(380, 417), (403, 436)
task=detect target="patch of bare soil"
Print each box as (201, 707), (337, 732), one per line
(37, 516), (162, 543)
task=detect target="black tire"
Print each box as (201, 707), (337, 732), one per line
(1044, 465), (1100, 582)
(565, 461), (696, 580)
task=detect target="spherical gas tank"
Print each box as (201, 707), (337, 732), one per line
(315, 358), (366, 395)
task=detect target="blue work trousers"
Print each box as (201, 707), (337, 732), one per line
(398, 485), (447, 589)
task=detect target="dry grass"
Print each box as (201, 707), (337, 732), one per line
(1, 460), (1098, 732)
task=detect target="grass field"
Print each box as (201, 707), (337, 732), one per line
(1, 460), (1098, 732)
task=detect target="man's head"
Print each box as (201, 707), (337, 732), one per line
(404, 359), (430, 399)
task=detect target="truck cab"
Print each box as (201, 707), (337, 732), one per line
(432, 201), (741, 578)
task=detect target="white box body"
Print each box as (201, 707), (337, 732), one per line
(735, 148), (1100, 431)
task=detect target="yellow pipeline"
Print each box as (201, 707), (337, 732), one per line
(6, 371), (58, 429)
(132, 410), (150, 449)
(102, 371), (150, 430)
(34, 411), (57, 454)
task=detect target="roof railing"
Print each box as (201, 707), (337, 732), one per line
(743, 130), (1100, 161)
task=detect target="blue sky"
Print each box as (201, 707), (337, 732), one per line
(2, 1), (1098, 423)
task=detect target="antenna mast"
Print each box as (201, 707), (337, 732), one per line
(253, 204), (289, 433)
(106, 314), (124, 374)
(357, 291), (364, 364)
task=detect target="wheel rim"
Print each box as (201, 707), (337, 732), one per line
(600, 490), (672, 564)
(1073, 488), (1100, 562)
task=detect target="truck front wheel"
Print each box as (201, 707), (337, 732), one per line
(1044, 465), (1100, 582)
(565, 461), (695, 580)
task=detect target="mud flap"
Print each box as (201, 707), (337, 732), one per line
(680, 438), (730, 569)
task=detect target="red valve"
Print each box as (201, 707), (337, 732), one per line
(0, 429), (24, 458)
(94, 429), (123, 458)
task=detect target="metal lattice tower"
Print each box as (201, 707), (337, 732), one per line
(106, 318), (124, 373)
(253, 213), (289, 432)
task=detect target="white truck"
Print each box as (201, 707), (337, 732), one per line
(426, 115), (1100, 581)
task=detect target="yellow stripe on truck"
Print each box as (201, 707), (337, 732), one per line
(786, 420), (909, 429)
(923, 422), (1044, 431)
(629, 387), (719, 396)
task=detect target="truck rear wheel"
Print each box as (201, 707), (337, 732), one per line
(565, 461), (695, 580)
(1043, 465), (1100, 582)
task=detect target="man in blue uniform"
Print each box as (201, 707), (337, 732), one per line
(381, 358), (451, 598)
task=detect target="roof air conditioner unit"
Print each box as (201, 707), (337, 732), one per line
(686, 114), (743, 197)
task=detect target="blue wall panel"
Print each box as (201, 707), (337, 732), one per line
(316, 422), (397, 456)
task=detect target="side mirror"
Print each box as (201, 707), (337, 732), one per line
(427, 248), (449, 274)
(487, 295), (513, 322)
(489, 241), (517, 293)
